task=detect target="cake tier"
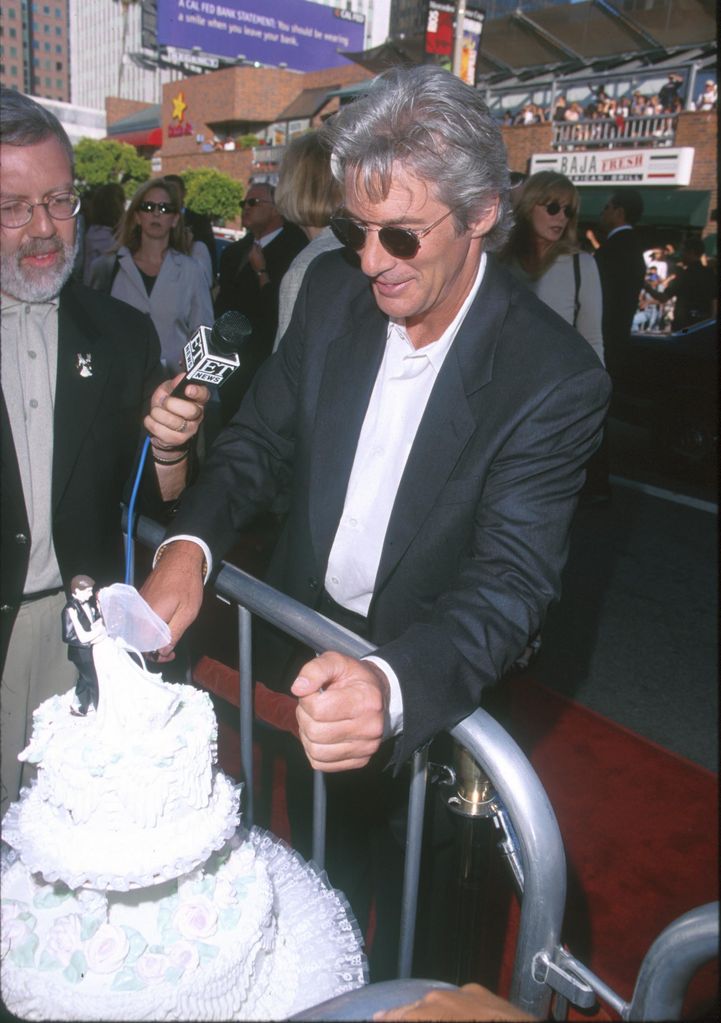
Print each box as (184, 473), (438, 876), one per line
(1, 829), (368, 1021)
(22, 684), (217, 828)
(3, 687), (240, 889)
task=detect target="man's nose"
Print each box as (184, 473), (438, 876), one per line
(28, 203), (58, 237)
(358, 229), (394, 279)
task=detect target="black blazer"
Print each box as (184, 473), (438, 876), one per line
(214, 223), (308, 353)
(1, 281), (165, 668)
(594, 227), (646, 364)
(171, 250), (611, 765)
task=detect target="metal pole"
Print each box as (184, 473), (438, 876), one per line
(312, 770), (327, 871)
(452, 0), (468, 80)
(452, 713), (565, 1019)
(237, 605), (254, 827)
(397, 749), (428, 978)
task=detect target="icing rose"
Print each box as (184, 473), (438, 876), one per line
(213, 878), (237, 908)
(3, 916), (34, 948)
(172, 896), (218, 940)
(86, 923), (130, 974)
(76, 889), (107, 916)
(168, 940), (200, 975)
(45, 914), (83, 967)
(135, 951), (169, 985)
(1, 901), (23, 925)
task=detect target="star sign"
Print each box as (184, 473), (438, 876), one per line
(172, 92), (187, 122)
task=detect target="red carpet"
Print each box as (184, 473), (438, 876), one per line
(493, 675), (718, 1019)
(193, 657), (718, 1019)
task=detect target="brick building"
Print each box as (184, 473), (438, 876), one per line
(108, 61), (373, 189)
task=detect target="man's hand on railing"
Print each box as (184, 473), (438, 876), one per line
(291, 652), (389, 771)
(140, 539), (206, 661)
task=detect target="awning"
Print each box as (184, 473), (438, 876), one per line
(577, 187), (711, 228)
(106, 127), (163, 148)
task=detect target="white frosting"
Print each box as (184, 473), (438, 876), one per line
(6, 687), (240, 889)
(1, 831), (368, 1021)
(1, 840), (277, 1021)
(0, 637), (368, 1019)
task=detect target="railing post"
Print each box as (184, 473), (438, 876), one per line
(238, 605), (254, 827)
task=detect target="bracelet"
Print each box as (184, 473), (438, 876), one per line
(153, 448), (189, 466)
(256, 268), (268, 277)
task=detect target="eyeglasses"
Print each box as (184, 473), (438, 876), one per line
(240, 197), (273, 209)
(138, 200), (177, 215)
(542, 201), (574, 219)
(0, 191), (81, 229)
(329, 207), (457, 259)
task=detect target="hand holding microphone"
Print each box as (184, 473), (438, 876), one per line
(128, 313), (254, 585)
(145, 311), (253, 456)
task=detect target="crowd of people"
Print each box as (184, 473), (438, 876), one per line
(503, 74), (717, 133)
(0, 65), (715, 1020)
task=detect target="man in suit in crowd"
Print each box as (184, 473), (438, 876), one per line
(142, 66), (610, 975)
(584, 188), (646, 501)
(0, 87), (208, 812)
(214, 181), (307, 418)
(593, 188), (646, 374)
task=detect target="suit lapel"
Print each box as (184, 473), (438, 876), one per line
(375, 257), (512, 590)
(308, 288), (387, 568)
(52, 286), (112, 512)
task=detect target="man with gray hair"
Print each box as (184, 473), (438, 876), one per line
(143, 66), (610, 974)
(1, 87), (208, 811)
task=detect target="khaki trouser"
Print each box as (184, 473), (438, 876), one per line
(1, 592), (77, 816)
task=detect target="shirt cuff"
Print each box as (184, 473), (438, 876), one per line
(152, 534), (213, 585)
(364, 654), (404, 738)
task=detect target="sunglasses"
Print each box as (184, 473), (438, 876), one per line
(329, 207), (457, 259)
(240, 197), (273, 208)
(138, 200), (177, 215)
(542, 201), (574, 219)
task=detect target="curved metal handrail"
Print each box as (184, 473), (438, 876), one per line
(134, 514), (563, 1017)
(625, 901), (719, 1021)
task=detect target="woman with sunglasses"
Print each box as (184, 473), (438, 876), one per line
(89, 178), (214, 375)
(501, 171), (604, 365)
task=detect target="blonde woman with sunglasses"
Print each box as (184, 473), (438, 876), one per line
(89, 178), (213, 375)
(501, 171), (604, 365)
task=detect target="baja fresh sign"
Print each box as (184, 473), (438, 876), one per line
(530, 148), (694, 185)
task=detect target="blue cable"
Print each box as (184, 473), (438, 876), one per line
(125, 435), (152, 585)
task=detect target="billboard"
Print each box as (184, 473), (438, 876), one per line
(156, 0), (365, 73)
(425, 2), (484, 86)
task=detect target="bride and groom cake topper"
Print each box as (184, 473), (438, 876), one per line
(61, 578), (179, 733)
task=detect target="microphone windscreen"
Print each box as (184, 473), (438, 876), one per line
(212, 310), (252, 354)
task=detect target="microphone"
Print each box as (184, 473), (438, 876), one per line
(170, 310), (252, 397)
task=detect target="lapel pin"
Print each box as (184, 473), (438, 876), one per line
(76, 353), (93, 378)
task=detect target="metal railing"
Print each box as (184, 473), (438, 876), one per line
(131, 514), (718, 1021)
(552, 113), (677, 149)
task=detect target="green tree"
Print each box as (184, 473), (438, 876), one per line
(74, 138), (150, 198)
(180, 168), (244, 224)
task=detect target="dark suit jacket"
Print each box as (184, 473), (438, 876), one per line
(593, 227), (646, 369)
(214, 222), (308, 356)
(1, 281), (165, 669)
(171, 250), (611, 766)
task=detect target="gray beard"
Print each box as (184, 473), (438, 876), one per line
(0, 233), (79, 302)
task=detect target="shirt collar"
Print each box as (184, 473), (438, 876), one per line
(258, 226), (283, 248)
(1, 291), (60, 314)
(388, 252), (487, 372)
(607, 224), (633, 240)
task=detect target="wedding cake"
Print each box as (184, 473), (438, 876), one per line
(1, 585), (366, 1020)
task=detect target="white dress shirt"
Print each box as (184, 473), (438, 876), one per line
(326, 254), (488, 734)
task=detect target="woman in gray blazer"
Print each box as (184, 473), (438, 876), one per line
(89, 177), (214, 374)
